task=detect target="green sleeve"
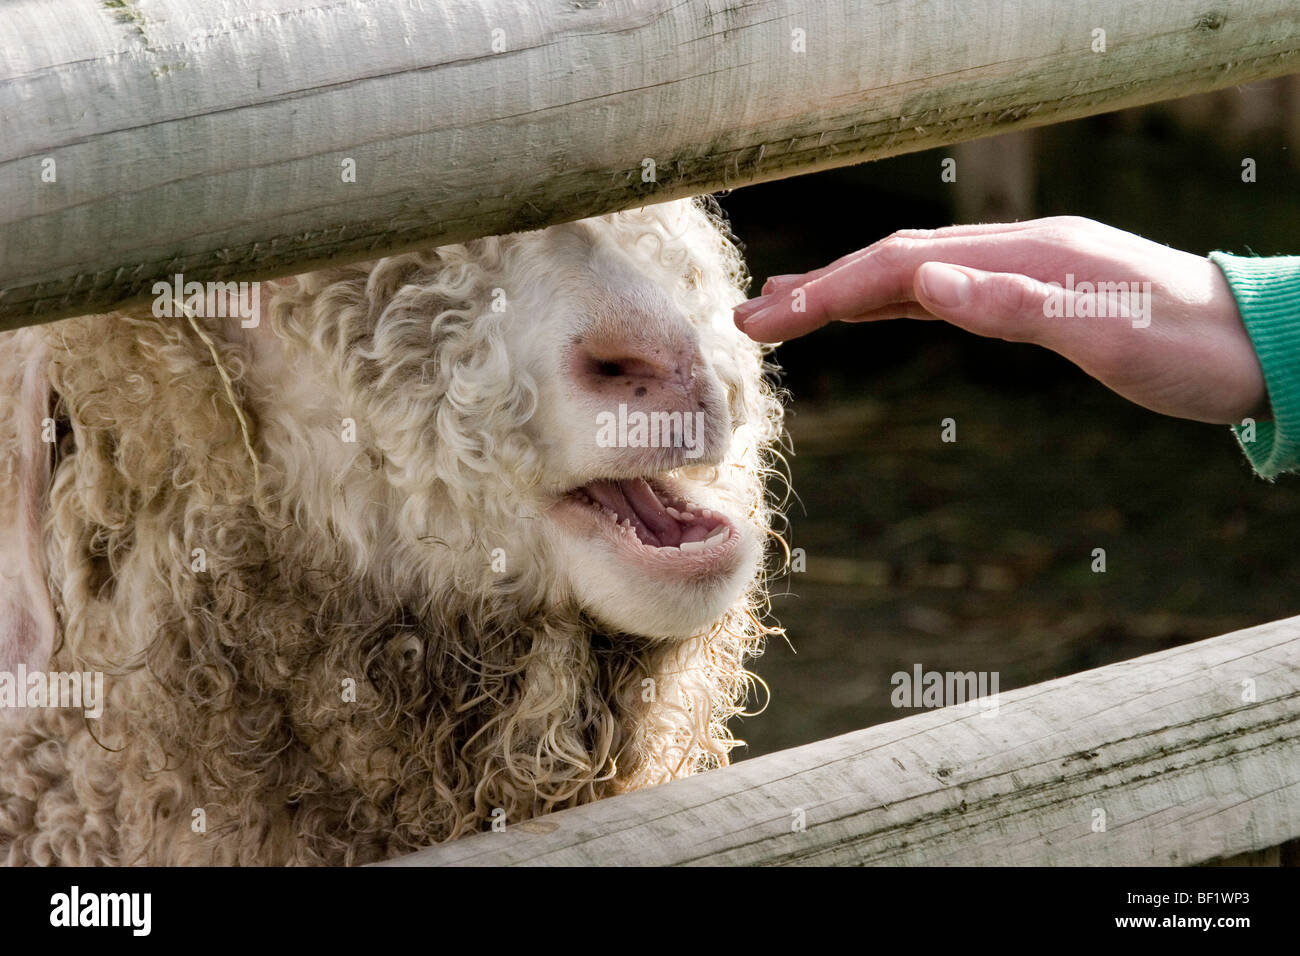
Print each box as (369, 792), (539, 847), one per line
(1209, 251), (1300, 479)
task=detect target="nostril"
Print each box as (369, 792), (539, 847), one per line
(583, 353), (676, 383)
(572, 331), (705, 394)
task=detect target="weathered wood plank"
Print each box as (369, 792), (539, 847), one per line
(381, 615), (1300, 866)
(3, 0), (1299, 328)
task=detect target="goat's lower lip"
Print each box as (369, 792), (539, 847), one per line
(550, 477), (741, 572)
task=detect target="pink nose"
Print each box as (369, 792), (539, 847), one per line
(571, 335), (705, 403)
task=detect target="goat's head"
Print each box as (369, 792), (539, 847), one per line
(0, 201), (782, 677)
(220, 198), (782, 643)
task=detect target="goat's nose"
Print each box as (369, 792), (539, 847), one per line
(572, 335), (704, 398)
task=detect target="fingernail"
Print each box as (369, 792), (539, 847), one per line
(919, 263), (971, 307)
(741, 304), (779, 330)
(733, 295), (771, 319)
(762, 274), (803, 293)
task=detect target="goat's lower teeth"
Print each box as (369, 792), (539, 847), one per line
(704, 527), (729, 547)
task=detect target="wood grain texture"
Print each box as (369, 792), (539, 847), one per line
(381, 615), (1300, 866)
(3, 0), (1299, 329)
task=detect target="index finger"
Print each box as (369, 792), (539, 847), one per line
(757, 221), (1049, 296)
(738, 225), (1064, 341)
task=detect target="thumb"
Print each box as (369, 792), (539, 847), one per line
(914, 261), (1064, 346)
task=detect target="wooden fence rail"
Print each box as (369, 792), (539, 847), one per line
(381, 615), (1300, 866)
(3, 0), (1300, 329)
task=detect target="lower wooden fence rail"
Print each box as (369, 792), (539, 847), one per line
(382, 615), (1300, 866)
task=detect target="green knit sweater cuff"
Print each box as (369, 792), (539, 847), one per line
(1209, 251), (1300, 479)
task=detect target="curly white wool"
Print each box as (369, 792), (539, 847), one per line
(0, 198), (785, 865)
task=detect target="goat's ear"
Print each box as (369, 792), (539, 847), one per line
(0, 332), (57, 672)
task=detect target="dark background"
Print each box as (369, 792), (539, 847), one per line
(717, 78), (1300, 759)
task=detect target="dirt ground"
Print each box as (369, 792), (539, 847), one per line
(736, 358), (1300, 758)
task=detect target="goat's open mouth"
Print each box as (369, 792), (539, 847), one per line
(555, 476), (738, 565)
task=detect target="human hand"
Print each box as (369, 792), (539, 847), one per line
(733, 217), (1266, 425)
